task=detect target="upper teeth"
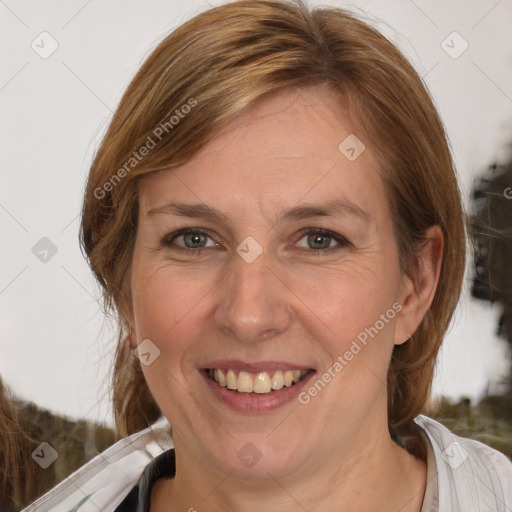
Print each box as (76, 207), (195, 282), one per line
(208, 369), (309, 394)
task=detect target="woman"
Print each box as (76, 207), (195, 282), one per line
(22, 0), (512, 510)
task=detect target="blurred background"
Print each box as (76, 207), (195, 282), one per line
(0, 0), (511, 508)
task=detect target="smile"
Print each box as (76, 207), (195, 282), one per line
(205, 368), (312, 394)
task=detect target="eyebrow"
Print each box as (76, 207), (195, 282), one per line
(146, 199), (372, 226)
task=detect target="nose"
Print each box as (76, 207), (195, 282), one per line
(214, 250), (292, 343)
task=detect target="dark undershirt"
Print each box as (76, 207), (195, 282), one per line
(114, 449), (175, 512)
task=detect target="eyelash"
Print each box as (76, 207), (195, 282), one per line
(160, 227), (351, 254)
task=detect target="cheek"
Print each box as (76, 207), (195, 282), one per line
(130, 263), (221, 409)
(296, 259), (400, 334)
(298, 263), (401, 391)
(297, 270), (401, 413)
(131, 262), (213, 340)
(130, 268), (210, 423)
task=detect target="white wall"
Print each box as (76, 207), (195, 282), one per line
(1, 0), (511, 428)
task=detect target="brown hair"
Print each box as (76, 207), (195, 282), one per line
(80, 0), (467, 459)
(0, 377), (20, 509)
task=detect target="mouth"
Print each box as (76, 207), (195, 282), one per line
(199, 360), (317, 412)
(204, 368), (314, 395)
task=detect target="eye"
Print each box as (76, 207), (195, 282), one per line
(161, 228), (218, 251)
(295, 228), (350, 252)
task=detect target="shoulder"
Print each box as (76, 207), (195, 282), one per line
(21, 417), (174, 512)
(414, 414), (512, 511)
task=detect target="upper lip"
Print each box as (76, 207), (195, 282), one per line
(201, 359), (315, 373)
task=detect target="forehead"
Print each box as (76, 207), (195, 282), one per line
(138, 85), (388, 226)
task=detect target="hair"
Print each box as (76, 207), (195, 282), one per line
(0, 377), (19, 509)
(80, 0), (467, 460)
(0, 377), (34, 511)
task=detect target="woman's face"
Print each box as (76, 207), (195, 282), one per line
(129, 84), (421, 481)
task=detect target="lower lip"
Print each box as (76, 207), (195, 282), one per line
(199, 369), (316, 413)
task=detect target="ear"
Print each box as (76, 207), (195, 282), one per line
(394, 225), (444, 345)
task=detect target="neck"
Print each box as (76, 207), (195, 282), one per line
(150, 422), (427, 512)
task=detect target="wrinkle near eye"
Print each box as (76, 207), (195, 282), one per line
(315, 247), (389, 282)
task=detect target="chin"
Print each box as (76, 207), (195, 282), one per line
(203, 432), (307, 481)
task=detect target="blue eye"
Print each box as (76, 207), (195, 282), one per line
(160, 228), (350, 253)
